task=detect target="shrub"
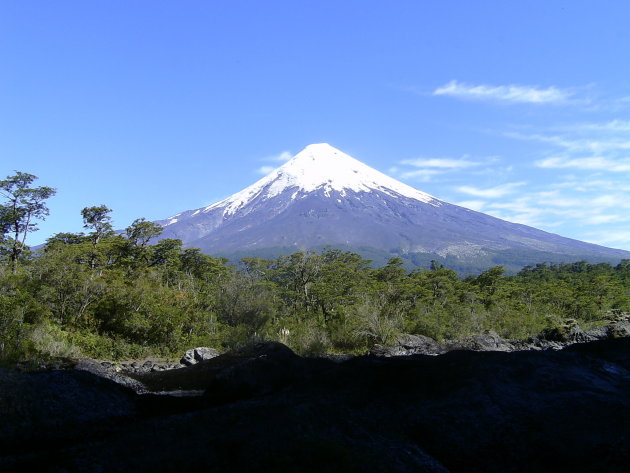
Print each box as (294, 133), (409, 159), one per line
(28, 322), (82, 359)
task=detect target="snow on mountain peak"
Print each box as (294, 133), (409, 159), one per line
(204, 143), (438, 216)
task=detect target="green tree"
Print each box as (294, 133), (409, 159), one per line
(118, 218), (165, 269)
(273, 251), (323, 312)
(216, 269), (276, 332)
(125, 218), (163, 247)
(81, 205), (114, 270)
(0, 171), (56, 273)
(474, 265), (505, 308)
(32, 243), (106, 327)
(45, 232), (87, 248)
(81, 205), (113, 246)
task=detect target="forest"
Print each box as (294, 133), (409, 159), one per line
(1, 172), (630, 363)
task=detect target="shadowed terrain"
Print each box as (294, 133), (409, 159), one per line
(1, 338), (629, 472)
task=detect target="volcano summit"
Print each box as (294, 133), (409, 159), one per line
(156, 144), (629, 271)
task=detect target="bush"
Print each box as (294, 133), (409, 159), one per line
(290, 322), (330, 356)
(265, 319), (330, 356)
(350, 296), (402, 346)
(29, 322), (81, 359)
(67, 330), (153, 360)
(220, 324), (266, 351)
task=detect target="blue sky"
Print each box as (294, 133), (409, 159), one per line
(2, 1), (630, 250)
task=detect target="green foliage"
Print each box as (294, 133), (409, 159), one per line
(1, 176), (629, 362)
(273, 319), (331, 356)
(81, 205), (113, 243)
(0, 171), (56, 273)
(28, 321), (81, 359)
(126, 217), (163, 247)
(350, 295), (403, 345)
(67, 330), (155, 360)
(5, 235), (630, 362)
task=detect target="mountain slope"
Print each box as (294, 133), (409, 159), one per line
(156, 143), (630, 269)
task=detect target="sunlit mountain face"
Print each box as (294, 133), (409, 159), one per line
(156, 143), (630, 272)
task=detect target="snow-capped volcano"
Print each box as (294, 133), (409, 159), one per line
(157, 143), (629, 271)
(199, 143), (436, 217)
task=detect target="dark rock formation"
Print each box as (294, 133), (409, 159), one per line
(371, 333), (448, 356)
(539, 319), (590, 343)
(370, 315), (630, 358)
(447, 330), (516, 352)
(180, 346), (221, 366)
(74, 358), (148, 391)
(0, 367), (137, 466)
(1, 338), (629, 472)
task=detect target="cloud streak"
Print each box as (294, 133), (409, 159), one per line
(434, 80), (573, 104)
(586, 230), (630, 248)
(456, 200), (486, 211)
(453, 184), (630, 241)
(256, 150), (293, 174)
(265, 151), (293, 162)
(537, 156), (630, 172)
(395, 155), (492, 183)
(571, 120), (630, 132)
(399, 169), (442, 181)
(421, 86), (630, 248)
(256, 165), (276, 175)
(400, 157), (481, 169)
(456, 182), (526, 198)
(509, 132), (630, 154)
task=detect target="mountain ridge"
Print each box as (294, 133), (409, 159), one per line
(155, 143), (630, 272)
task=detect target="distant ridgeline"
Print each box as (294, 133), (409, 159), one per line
(218, 245), (630, 276)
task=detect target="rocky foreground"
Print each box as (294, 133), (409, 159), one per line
(1, 331), (629, 472)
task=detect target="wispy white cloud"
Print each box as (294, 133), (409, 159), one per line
(391, 99), (630, 248)
(570, 120), (630, 132)
(394, 155), (490, 183)
(507, 131), (630, 154)
(555, 179), (630, 192)
(264, 151), (292, 162)
(256, 150), (293, 174)
(537, 156), (630, 172)
(505, 120), (630, 197)
(460, 182), (630, 243)
(434, 80), (573, 104)
(256, 165), (276, 175)
(487, 196), (544, 215)
(401, 157), (481, 169)
(537, 196), (585, 208)
(399, 169), (442, 181)
(484, 208), (546, 228)
(584, 214), (624, 225)
(456, 200), (486, 211)
(590, 194), (630, 209)
(418, 90), (630, 248)
(456, 182), (526, 198)
(586, 230), (630, 248)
